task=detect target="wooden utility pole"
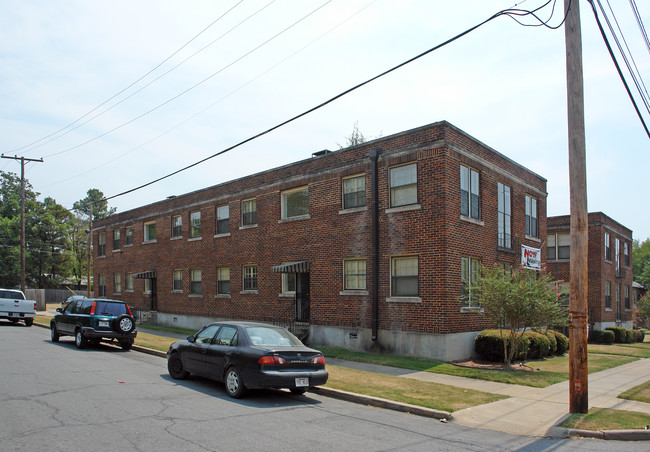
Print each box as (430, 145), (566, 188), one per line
(87, 203), (93, 298)
(1, 154), (44, 292)
(564, 0), (589, 413)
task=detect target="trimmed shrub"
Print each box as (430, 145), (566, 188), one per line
(475, 329), (529, 362)
(606, 326), (627, 343)
(636, 329), (645, 343)
(549, 330), (569, 355)
(625, 329), (636, 343)
(601, 330), (615, 344)
(534, 329), (557, 355)
(524, 330), (551, 359)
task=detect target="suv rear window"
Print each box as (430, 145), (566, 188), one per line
(93, 301), (128, 316)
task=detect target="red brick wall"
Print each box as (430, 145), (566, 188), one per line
(94, 121), (547, 336)
(547, 212), (634, 328)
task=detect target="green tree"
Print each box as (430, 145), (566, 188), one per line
(466, 264), (568, 365)
(632, 238), (650, 288)
(73, 188), (116, 221)
(634, 292), (650, 328)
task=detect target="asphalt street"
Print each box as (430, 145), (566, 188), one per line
(1, 322), (647, 451)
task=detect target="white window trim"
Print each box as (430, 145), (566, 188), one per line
(281, 186), (309, 220)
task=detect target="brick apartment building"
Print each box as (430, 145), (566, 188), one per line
(547, 212), (635, 330)
(92, 121), (547, 361)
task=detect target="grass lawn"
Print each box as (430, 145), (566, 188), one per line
(588, 341), (650, 358)
(325, 365), (507, 412)
(320, 346), (637, 388)
(619, 380), (650, 404)
(561, 408), (650, 431)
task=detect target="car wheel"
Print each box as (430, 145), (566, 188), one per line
(290, 388), (307, 395)
(114, 314), (135, 334)
(10, 319), (19, 325)
(120, 341), (133, 351)
(75, 329), (87, 349)
(24, 318), (33, 327)
(225, 366), (246, 398)
(50, 324), (60, 342)
(167, 354), (189, 380)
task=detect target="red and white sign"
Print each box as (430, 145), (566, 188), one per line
(521, 244), (541, 270)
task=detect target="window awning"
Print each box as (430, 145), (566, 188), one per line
(133, 270), (156, 279)
(271, 261), (310, 273)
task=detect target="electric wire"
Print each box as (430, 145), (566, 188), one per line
(8, 0), (246, 156)
(629, 0), (650, 54)
(40, 0), (332, 159)
(22, 0), (274, 157)
(588, 0), (650, 138)
(97, 2), (570, 203)
(36, 0), (380, 191)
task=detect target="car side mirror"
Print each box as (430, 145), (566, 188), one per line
(187, 336), (196, 343)
(56, 308), (62, 313)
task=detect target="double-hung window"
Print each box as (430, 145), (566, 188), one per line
(217, 267), (230, 295)
(243, 265), (258, 291)
(113, 273), (121, 294)
(125, 227), (133, 246)
(461, 257), (480, 307)
(144, 221), (156, 242)
(605, 232), (611, 261)
(171, 215), (182, 238)
(460, 165), (480, 219)
(216, 205), (229, 234)
(242, 199), (257, 226)
(624, 242), (630, 267)
(344, 259), (367, 290)
(605, 281), (612, 309)
(125, 272), (134, 291)
(389, 164), (417, 208)
(525, 195), (538, 238)
(342, 175), (365, 209)
(190, 269), (202, 295)
(190, 211), (201, 238)
(173, 269), (183, 292)
(98, 274), (106, 297)
(281, 187), (309, 219)
(112, 229), (120, 250)
(615, 238), (621, 275)
(390, 256), (418, 297)
(497, 183), (511, 248)
(548, 233), (570, 260)
(282, 272), (296, 294)
(98, 232), (106, 257)
(625, 285), (630, 310)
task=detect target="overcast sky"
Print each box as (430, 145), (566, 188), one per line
(1, 1), (648, 240)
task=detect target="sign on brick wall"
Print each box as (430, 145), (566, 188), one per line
(521, 244), (541, 270)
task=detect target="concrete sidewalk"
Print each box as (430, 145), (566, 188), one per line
(327, 356), (650, 438)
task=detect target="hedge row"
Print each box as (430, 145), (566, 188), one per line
(475, 329), (569, 362)
(589, 327), (644, 344)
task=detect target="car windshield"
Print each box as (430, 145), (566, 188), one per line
(245, 326), (302, 347)
(94, 301), (127, 316)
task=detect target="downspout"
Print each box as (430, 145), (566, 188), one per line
(367, 149), (382, 341)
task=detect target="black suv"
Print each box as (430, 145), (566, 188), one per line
(50, 298), (137, 350)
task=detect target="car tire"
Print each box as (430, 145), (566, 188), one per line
(290, 388), (307, 395)
(24, 318), (33, 327)
(167, 354), (189, 380)
(225, 366), (246, 398)
(50, 324), (60, 342)
(120, 341), (133, 351)
(10, 319), (19, 325)
(75, 329), (87, 349)
(114, 314), (135, 334)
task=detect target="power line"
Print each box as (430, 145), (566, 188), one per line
(98, 2), (569, 202)
(588, 0), (650, 138)
(41, 0), (332, 159)
(36, 0), (380, 191)
(9, 0), (246, 156)
(629, 0), (650, 54)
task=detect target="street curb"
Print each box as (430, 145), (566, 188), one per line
(311, 386), (452, 421)
(32, 321), (650, 440)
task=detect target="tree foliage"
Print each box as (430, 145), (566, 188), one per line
(466, 264), (568, 365)
(632, 238), (650, 288)
(634, 291), (650, 327)
(73, 188), (116, 221)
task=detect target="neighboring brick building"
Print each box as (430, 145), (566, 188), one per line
(93, 121), (547, 361)
(546, 212), (634, 330)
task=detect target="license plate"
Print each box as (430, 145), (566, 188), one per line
(99, 321), (110, 327)
(295, 377), (309, 387)
(9, 312), (19, 317)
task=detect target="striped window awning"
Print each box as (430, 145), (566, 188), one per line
(133, 270), (156, 279)
(271, 261), (310, 274)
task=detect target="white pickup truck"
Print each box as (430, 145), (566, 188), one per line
(0, 289), (36, 326)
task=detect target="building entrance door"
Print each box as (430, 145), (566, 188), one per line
(295, 273), (310, 322)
